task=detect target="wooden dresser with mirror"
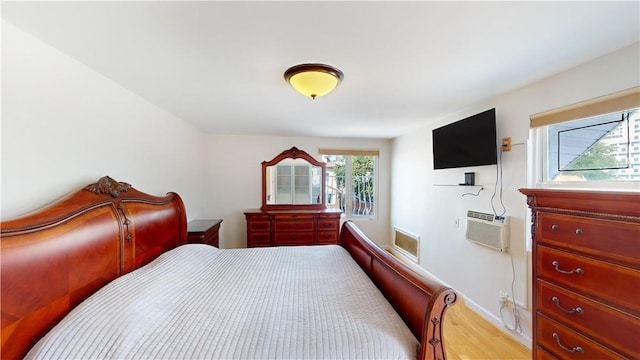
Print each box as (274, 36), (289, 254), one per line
(245, 147), (342, 247)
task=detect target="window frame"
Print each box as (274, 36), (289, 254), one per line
(319, 149), (379, 220)
(529, 87), (640, 191)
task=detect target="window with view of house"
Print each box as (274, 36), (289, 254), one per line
(530, 87), (640, 189)
(320, 149), (377, 218)
(548, 108), (638, 181)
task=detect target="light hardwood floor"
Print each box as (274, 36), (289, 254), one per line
(444, 298), (531, 359)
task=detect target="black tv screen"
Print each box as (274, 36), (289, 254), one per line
(432, 108), (498, 170)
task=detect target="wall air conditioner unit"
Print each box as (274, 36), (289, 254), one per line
(465, 211), (509, 252)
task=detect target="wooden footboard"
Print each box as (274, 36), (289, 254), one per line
(0, 177), (187, 360)
(340, 221), (458, 360)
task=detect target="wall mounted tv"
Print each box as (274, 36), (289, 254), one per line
(432, 108), (498, 170)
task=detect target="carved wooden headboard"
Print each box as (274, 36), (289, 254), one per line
(0, 176), (187, 359)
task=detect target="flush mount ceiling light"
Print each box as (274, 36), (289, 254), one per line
(284, 63), (344, 99)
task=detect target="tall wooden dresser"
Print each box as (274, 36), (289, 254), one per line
(520, 189), (639, 359)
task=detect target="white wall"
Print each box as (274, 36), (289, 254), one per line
(390, 42), (639, 347)
(1, 19), (393, 251)
(1, 21), (206, 219)
(202, 134), (391, 249)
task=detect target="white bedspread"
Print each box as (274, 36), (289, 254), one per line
(27, 244), (418, 359)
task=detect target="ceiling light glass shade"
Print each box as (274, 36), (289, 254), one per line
(284, 64), (344, 99)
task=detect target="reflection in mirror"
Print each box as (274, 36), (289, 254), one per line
(266, 159), (322, 205)
(261, 146), (326, 210)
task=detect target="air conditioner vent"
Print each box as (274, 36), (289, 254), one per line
(467, 210), (497, 222)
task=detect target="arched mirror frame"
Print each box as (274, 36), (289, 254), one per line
(261, 146), (326, 210)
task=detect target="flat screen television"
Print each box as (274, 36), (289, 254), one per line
(432, 108), (498, 170)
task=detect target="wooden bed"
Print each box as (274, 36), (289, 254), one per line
(1, 176), (457, 360)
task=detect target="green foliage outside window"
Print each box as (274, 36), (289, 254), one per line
(563, 142), (626, 180)
(333, 155), (375, 198)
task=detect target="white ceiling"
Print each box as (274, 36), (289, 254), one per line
(3, 1), (639, 139)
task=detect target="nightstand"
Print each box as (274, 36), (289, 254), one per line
(187, 219), (222, 247)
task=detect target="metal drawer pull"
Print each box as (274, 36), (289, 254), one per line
(575, 228), (583, 235)
(552, 333), (584, 354)
(551, 224), (559, 231)
(551, 296), (584, 314)
(552, 261), (584, 275)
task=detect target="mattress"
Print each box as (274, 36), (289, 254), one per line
(26, 244), (418, 359)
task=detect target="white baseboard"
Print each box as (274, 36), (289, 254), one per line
(386, 247), (532, 350)
(463, 294), (532, 349)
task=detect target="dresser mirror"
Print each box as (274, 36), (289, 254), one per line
(262, 147), (326, 210)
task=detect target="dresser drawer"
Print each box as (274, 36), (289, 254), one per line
(187, 231), (218, 245)
(272, 214), (315, 221)
(538, 314), (627, 359)
(537, 346), (559, 360)
(317, 231), (338, 245)
(537, 280), (640, 358)
(248, 221), (270, 231)
(248, 233), (271, 247)
(274, 232), (314, 245)
(201, 232), (219, 246)
(538, 213), (640, 267)
(318, 212), (341, 220)
(274, 220), (314, 232)
(537, 246), (640, 315)
(318, 219), (338, 231)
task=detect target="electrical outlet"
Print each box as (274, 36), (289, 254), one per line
(499, 291), (510, 305)
(502, 137), (512, 152)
